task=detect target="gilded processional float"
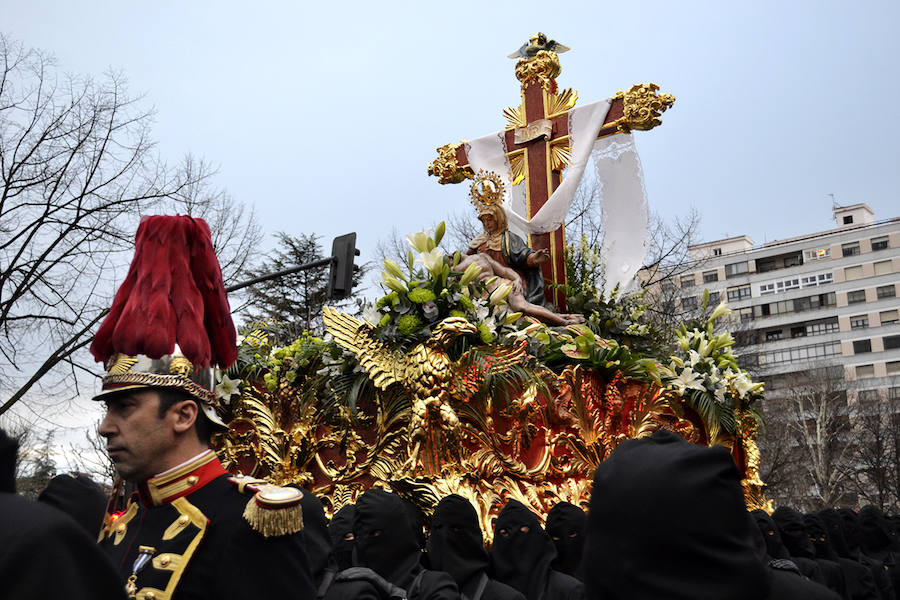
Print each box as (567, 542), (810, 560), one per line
(213, 35), (771, 532)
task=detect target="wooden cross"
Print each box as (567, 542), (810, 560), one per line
(428, 33), (674, 309)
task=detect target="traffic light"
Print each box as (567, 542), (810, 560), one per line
(328, 232), (359, 300)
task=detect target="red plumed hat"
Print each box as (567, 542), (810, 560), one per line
(90, 216), (237, 424)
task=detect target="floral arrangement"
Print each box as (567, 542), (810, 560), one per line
(365, 223), (522, 347)
(658, 293), (764, 438)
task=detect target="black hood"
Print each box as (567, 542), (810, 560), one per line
(546, 501), (585, 581)
(37, 474), (107, 535)
(773, 506), (815, 558)
(859, 505), (893, 555)
(354, 489), (421, 582)
(839, 508), (863, 554)
(585, 429), (769, 600)
(751, 509), (790, 559)
(296, 488), (332, 585)
(819, 509), (852, 559)
(329, 505), (356, 571)
(491, 499), (556, 600)
(803, 512), (839, 561)
(0, 428), (18, 494)
(426, 494), (489, 587)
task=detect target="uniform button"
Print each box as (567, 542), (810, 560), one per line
(186, 476), (198, 486)
(160, 556), (171, 567)
(177, 515), (189, 526)
(145, 593), (156, 600)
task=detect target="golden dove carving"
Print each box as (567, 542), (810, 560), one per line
(322, 306), (527, 473)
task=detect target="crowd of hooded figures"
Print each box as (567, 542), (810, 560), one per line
(9, 426), (900, 599)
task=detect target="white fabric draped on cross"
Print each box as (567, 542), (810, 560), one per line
(463, 99), (649, 297)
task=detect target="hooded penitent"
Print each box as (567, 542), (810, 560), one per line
(427, 494), (489, 588)
(491, 500), (580, 600)
(89, 215), (237, 426)
(329, 505), (357, 572)
(299, 488), (334, 588)
(546, 501), (586, 581)
(585, 429), (769, 600)
(37, 474), (108, 536)
(0, 429), (17, 494)
(752, 509), (791, 560)
(354, 489), (422, 582)
(773, 507), (817, 559)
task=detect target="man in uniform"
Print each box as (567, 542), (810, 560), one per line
(91, 215), (315, 600)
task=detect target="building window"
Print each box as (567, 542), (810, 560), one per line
(806, 318), (839, 335)
(766, 330), (783, 342)
(874, 260), (893, 276)
(804, 248), (831, 261)
(859, 389), (880, 403)
(800, 273), (834, 288)
(776, 279), (800, 292)
(856, 364), (875, 378)
(703, 270), (719, 283)
(887, 362), (900, 375)
(708, 291), (721, 305)
(877, 285), (897, 300)
(844, 265), (864, 281)
(842, 242), (861, 257)
(884, 335), (900, 351)
(844, 216), (854, 225)
(682, 296), (697, 310)
(784, 253), (802, 268)
(727, 285), (751, 302)
(760, 283), (775, 295)
(680, 274), (696, 288)
(853, 339), (873, 354)
(881, 310), (899, 325)
(871, 236), (889, 251)
(713, 248), (722, 256)
(738, 308), (753, 323)
(757, 341), (841, 366)
(891, 387), (900, 400)
(725, 262), (749, 278)
(847, 290), (867, 304)
(850, 315), (869, 329)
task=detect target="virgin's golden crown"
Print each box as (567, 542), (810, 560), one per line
(469, 170), (506, 211)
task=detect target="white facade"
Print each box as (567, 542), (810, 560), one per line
(674, 204), (900, 402)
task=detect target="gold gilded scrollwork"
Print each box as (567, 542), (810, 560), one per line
(427, 142), (473, 184)
(611, 83), (676, 134)
(738, 410), (774, 512)
(514, 50), (561, 93)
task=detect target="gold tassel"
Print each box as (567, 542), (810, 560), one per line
(242, 486), (304, 537)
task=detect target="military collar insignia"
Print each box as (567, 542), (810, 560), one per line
(138, 450), (226, 506)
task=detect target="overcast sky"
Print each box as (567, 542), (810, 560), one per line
(4, 0), (899, 452)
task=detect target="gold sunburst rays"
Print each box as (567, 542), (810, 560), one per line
(503, 103), (526, 130)
(508, 151), (525, 185)
(546, 88), (577, 118)
(549, 141), (572, 171)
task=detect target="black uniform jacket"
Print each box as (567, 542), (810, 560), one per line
(97, 451), (315, 600)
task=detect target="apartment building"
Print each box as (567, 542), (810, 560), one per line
(670, 204), (900, 402)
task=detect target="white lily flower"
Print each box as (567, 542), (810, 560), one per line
(417, 248), (445, 277)
(489, 283), (513, 306)
(406, 230), (432, 253)
(363, 304), (382, 326)
(215, 374), (241, 403)
(670, 367), (705, 394)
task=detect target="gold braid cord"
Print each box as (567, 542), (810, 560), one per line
(215, 311), (768, 533)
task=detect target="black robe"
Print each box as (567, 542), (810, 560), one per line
(585, 429), (771, 600)
(0, 428), (125, 600)
(773, 506), (846, 597)
(426, 494), (523, 600)
(326, 488), (458, 600)
(807, 512), (880, 600)
(837, 508), (896, 600)
(491, 500), (583, 600)
(859, 506), (900, 600)
(545, 502), (585, 582)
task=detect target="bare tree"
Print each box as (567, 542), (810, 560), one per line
(66, 420), (116, 487)
(850, 394), (896, 510)
(0, 36), (259, 417)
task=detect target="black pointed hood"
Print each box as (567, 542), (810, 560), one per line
(773, 506), (816, 558)
(426, 494), (489, 587)
(329, 504), (356, 571)
(546, 501), (585, 581)
(491, 499), (556, 600)
(354, 489), (421, 582)
(585, 429), (769, 600)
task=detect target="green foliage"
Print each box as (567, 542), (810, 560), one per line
(366, 224), (520, 348)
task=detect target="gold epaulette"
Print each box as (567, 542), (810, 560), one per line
(228, 475), (304, 538)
